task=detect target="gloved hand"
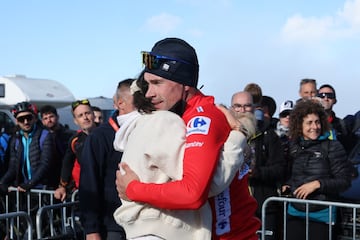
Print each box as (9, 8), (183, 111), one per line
(0, 183), (9, 196)
(19, 182), (33, 191)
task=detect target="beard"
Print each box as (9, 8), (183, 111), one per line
(230, 111), (257, 137)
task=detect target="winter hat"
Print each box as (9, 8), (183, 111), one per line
(279, 100), (294, 115)
(144, 38), (199, 88)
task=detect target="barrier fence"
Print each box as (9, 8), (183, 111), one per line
(4, 189), (359, 240)
(0, 187), (80, 240)
(260, 196), (360, 240)
(0, 211), (32, 240)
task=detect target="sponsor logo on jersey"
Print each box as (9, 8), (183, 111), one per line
(185, 141), (204, 148)
(214, 188), (231, 235)
(196, 106), (204, 112)
(186, 116), (211, 136)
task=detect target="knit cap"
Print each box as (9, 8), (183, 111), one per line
(145, 38), (199, 88)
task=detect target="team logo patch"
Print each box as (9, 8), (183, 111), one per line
(186, 116), (211, 136)
(161, 63), (170, 71)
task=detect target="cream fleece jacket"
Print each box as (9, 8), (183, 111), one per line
(113, 110), (245, 239)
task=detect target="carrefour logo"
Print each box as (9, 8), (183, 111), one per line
(186, 116), (211, 136)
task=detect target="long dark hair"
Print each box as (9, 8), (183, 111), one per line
(133, 70), (156, 114)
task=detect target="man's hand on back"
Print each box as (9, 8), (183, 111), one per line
(116, 162), (140, 201)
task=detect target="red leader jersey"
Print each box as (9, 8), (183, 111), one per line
(126, 91), (230, 209)
(126, 91), (260, 239)
(210, 166), (261, 240)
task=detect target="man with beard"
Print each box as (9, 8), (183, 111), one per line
(231, 91), (286, 240)
(0, 101), (55, 193)
(40, 105), (75, 188)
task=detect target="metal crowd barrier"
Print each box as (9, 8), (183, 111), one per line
(260, 196), (360, 240)
(36, 201), (79, 239)
(0, 211), (32, 240)
(0, 187), (81, 239)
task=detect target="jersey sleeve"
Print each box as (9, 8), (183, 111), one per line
(126, 109), (230, 210)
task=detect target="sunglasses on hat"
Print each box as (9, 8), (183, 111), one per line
(17, 114), (34, 123)
(141, 51), (191, 70)
(71, 99), (90, 111)
(317, 92), (335, 99)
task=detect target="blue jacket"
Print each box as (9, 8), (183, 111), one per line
(79, 111), (125, 236)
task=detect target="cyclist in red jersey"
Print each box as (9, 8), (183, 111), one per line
(116, 38), (260, 240)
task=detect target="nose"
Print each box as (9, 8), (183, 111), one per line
(145, 85), (155, 98)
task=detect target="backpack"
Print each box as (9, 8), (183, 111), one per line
(0, 133), (10, 164)
(0, 133), (10, 176)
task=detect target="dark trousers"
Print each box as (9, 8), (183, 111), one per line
(286, 215), (333, 240)
(106, 231), (126, 240)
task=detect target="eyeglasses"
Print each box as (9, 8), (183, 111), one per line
(317, 92), (335, 99)
(141, 51), (191, 70)
(231, 103), (253, 111)
(71, 99), (90, 111)
(17, 114), (34, 123)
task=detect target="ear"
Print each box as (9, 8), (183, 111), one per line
(73, 118), (79, 126)
(113, 96), (119, 110)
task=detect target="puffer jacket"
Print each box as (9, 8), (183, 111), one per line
(0, 125), (54, 187)
(287, 139), (351, 199)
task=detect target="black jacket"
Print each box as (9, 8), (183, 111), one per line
(60, 131), (87, 186)
(287, 139), (351, 199)
(79, 112), (125, 237)
(0, 125), (55, 187)
(48, 124), (76, 188)
(329, 110), (352, 153)
(248, 121), (286, 215)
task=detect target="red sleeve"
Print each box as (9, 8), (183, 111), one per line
(126, 107), (231, 210)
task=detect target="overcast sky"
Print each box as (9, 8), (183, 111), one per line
(1, 0), (359, 118)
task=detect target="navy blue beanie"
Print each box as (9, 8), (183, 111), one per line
(145, 38), (199, 88)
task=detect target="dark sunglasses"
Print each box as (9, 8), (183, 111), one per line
(17, 114), (34, 123)
(317, 92), (335, 99)
(71, 99), (90, 110)
(141, 51), (191, 70)
(279, 111), (291, 118)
